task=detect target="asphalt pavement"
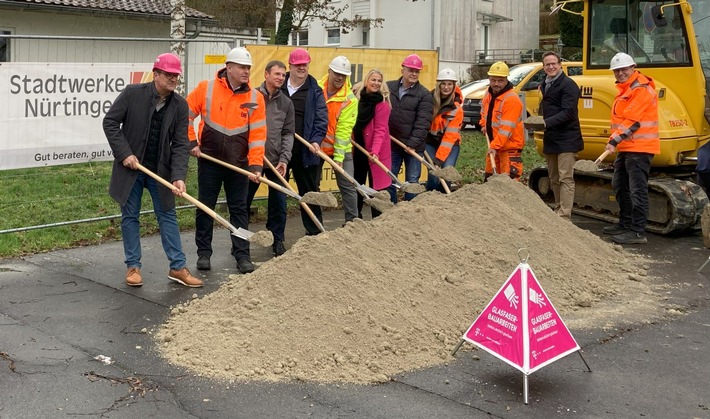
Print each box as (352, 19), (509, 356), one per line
(1, 209), (709, 419)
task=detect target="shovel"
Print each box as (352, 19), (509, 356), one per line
(594, 150), (611, 166)
(135, 163), (254, 241)
(349, 139), (425, 195)
(199, 153), (337, 208)
(262, 158), (326, 233)
(483, 131), (498, 175)
(423, 150), (451, 194)
(294, 134), (378, 198)
(389, 135), (462, 182)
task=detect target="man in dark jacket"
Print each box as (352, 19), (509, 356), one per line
(540, 51), (583, 220)
(282, 48), (329, 235)
(386, 54), (433, 201)
(103, 53), (202, 288)
(247, 60), (295, 256)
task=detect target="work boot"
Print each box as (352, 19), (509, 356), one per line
(168, 267), (203, 288)
(196, 255), (211, 271)
(126, 267), (143, 287)
(611, 231), (648, 244)
(237, 258), (255, 274)
(272, 241), (286, 257)
(602, 224), (629, 235)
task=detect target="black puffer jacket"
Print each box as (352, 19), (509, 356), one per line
(540, 72), (584, 154)
(386, 78), (433, 153)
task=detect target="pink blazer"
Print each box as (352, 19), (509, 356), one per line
(362, 101), (392, 190)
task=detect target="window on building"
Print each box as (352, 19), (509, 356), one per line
(326, 28), (341, 45)
(362, 27), (370, 46)
(291, 29), (309, 46)
(0, 30), (10, 62)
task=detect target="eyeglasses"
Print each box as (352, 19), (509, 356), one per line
(156, 70), (179, 79)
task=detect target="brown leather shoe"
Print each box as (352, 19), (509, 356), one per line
(168, 267), (203, 288)
(126, 267), (143, 287)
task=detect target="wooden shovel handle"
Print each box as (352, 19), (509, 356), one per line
(594, 150), (611, 165)
(350, 139), (400, 185)
(423, 150), (451, 194)
(483, 132), (498, 175)
(262, 158), (326, 233)
(199, 153), (299, 200)
(135, 162), (234, 232)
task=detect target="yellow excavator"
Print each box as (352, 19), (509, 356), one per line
(528, 0), (710, 234)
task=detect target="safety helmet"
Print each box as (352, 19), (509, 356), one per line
(436, 68), (457, 82)
(329, 55), (352, 76)
(487, 61), (509, 77)
(609, 52), (636, 70)
(401, 54), (424, 70)
(225, 47), (253, 66)
(153, 53), (182, 75)
(289, 48), (311, 65)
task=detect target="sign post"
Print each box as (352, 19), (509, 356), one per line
(452, 249), (590, 404)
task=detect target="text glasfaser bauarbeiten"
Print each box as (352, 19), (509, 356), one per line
(9, 74), (126, 119)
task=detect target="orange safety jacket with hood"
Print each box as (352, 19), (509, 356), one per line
(318, 73), (358, 163)
(427, 85), (464, 162)
(187, 68), (267, 172)
(608, 71), (660, 155)
(479, 83), (525, 152)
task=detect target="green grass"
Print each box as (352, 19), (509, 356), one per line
(0, 131), (545, 258)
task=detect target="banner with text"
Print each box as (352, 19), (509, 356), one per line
(0, 62), (152, 170)
(462, 262), (580, 375)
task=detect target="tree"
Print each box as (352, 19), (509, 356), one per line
(558, 2), (583, 48)
(275, 0), (294, 45)
(185, 0), (276, 29)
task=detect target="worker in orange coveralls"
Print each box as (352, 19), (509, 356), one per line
(479, 61), (525, 181)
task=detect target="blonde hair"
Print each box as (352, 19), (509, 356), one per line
(432, 80), (456, 116)
(354, 69), (391, 106)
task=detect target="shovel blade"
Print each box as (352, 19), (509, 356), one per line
(229, 227), (255, 241)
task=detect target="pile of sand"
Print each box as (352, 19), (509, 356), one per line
(156, 176), (655, 384)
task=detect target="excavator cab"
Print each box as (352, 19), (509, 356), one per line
(529, 0), (710, 234)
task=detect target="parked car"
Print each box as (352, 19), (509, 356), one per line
(462, 61), (583, 130)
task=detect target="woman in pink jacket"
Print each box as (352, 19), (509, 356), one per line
(352, 69), (392, 219)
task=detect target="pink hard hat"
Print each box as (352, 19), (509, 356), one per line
(153, 53), (182, 75)
(401, 54), (423, 70)
(289, 48), (311, 65)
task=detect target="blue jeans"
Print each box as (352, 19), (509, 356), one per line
(389, 146), (423, 202)
(121, 172), (186, 270)
(612, 152), (653, 233)
(425, 144), (460, 193)
(195, 159), (250, 260)
(246, 166), (287, 242)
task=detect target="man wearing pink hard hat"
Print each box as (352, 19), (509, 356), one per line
(386, 53), (433, 202)
(103, 52), (202, 288)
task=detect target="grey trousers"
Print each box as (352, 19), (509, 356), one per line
(334, 152), (359, 222)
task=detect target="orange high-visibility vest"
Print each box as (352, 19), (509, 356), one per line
(609, 71), (660, 155)
(480, 89), (525, 152)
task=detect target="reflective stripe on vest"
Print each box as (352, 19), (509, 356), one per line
(322, 95), (354, 154)
(204, 80), (263, 137)
(491, 91), (522, 138)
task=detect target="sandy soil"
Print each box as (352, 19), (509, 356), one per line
(157, 176), (658, 384)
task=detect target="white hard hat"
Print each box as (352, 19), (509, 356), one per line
(436, 68), (457, 82)
(609, 52), (636, 70)
(329, 55), (352, 76)
(225, 47), (253, 66)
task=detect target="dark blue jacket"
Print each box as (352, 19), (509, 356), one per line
(540, 72), (584, 154)
(283, 73), (328, 167)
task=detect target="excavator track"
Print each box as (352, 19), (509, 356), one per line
(528, 167), (709, 234)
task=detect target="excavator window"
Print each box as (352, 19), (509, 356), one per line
(588, 0), (691, 69)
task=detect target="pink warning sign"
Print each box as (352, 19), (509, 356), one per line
(462, 263), (579, 375)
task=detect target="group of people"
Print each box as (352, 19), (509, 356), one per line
(103, 48), (469, 288)
(102, 45), (661, 289)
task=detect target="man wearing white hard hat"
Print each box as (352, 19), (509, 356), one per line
(386, 53), (433, 202)
(104, 53), (202, 288)
(601, 52), (659, 245)
(318, 56), (359, 224)
(187, 47), (267, 273)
